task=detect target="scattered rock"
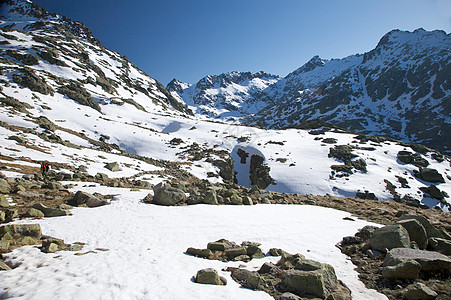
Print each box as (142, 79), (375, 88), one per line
(428, 237), (451, 255)
(398, 214), (446, 240)
(0, 195), (9, 208)
(0, 179), (11, 194)
(69, 191), (108, 208)
(104, 162), (121, 172)
(23, 208), (45, 218)
(369, 225), (410, 252)
(195, 268), (226, 285)
(396, 219), (428, 250)
(382, 260), (422, 279)
(283, 264), (338, 298)
(186, 247), (212, 258)
(414, 168), (445, 183)
(150, 183), (186, 206)
(397, 151), (429, 167)
(384, 248), (451, 273)
(404, 282), (438, 300)
(32, 203), (71, 217)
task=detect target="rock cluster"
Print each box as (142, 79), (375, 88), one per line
(339, 213), (451, 299)
(186, 239), (265, 262)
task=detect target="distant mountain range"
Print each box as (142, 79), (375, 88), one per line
(169, 29), (450, 154)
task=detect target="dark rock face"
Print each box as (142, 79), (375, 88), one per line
(414, 168), (445, 183)
(249, 155), (272, 189)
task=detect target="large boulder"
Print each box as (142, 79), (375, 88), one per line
(369, 225), (410, 252)
(428, 238), (451, 255)
(69, 191), (108, 208)
(283, 263), (338, 298)
(399, 214), (446, 240)
(104, 162), (121, 172)
(0, 179), (11, 194)
(202, 191), (218, 205)
(195, 268), (226, 285)
(384, 248), (451, 273)
(32, 203), (71, 217)
(0, 195), (9, 208)
(404, 282), (438, 300)
(151, 183), (186, 206)
(382, 260), (421, 279)
(396, 219), (428, 249)
(414, 168), (445, 183)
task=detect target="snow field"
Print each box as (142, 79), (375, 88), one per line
(1, 185), (386, 300)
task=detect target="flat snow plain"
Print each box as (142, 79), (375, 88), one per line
(0, 184), (386, 300)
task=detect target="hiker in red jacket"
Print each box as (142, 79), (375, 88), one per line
(40, 163), (46, 178)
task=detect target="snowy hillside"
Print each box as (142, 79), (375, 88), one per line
(0, 0), (192, 117)
(246, 29), (451, 155)
(167, 71), (280, 119)
(0, 1), (451, 299)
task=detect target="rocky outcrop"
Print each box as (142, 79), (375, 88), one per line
(68, 191), (108, 208)
(249, 155), (272, 189)
(146, 182), (186, 206)
(194, 268), (226, 285)
(384, 248), (451, 273)
(369, 224), (410, 252)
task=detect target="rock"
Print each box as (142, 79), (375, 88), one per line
(230, 193), (243, 205)
(428, 237), (451, 255)
(8, 135), (26, 144)
(355, 225), (378, 240)
(404, 282), (438, 300)
(0, 259), (11, 271)
(356, 191), (378, 200)
(202, 191), (218, 205)
(186, 247), (212, 258)
(250, 155), (272, 189)
(32, 203), (71, 217)
(225, 247), (247, 260)
(0, 211), (5, 223)
(341, 236), (363, 246)
(420, 184), (447, 200)
(397, 151), (429, 167)
(43, 181), (63, 190)
(95, 173), (109, 181)
(242, 196), (253, 205)
(283, 263), (338, 298)
(381, 260), (421, 279)
(279, 292), (301, 300)
(414, 168), (445, 183)
(151, 184), (186, 206)
(295, 259), (323, 271)
(258, 262), (280, 274)
(384, 248), (451, 272)
(0, 224), (42, 239)
(396, 219), (428, 249)
(268, 248), (286, 256)
(195, 268), (225, 285)
(247, 273), (262, 289)
(23, 208), (45, 218)
(42, 242), (59, 253)
(0, 195), (9, 208)
(232, 254), (251, 262)
(104, 162), (121, 172)
(369, 225), (410, 252)
(207, 240), (230, 251)
(69, 191), (108, 208)
(398, 214), (445, 239)
(0, 179), (11, 194)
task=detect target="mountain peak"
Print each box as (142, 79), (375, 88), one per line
(166, 78), (191, 93)
(289, 55), (327, 77)
(0, 0), (101, 46)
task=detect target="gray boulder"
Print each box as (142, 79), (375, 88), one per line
(397, 219), (428, 249)
(186, 247), (212, 258)
(414, 168), (445, 183)
(104, 162), (121, 172)
(202, 191), (218, 205)
(399, 214), (446, 239)
(195, 268), (226, 285)
(384, 248), (451, 272)
(279, 292), (301, 300)
(381, 260), (421, 279)
(32, 203), (71, 217)
(0, 179), (11, 194)
(405, 282), (438, 300)
(23, 208), (45, 218)
(428, 237), (451, 255)
(0, 224), (42, 239)
(152, 184), (186, 206)
(225, 247), (247, 260)
(69, 191), (108, 208)
(369, 225), (410, 252)
(283, 263), (338, 298)
(0, 195), (9, 208)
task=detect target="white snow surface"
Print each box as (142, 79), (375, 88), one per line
(0, 185), (386, 300)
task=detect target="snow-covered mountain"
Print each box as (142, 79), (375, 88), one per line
(246, 29), (451, 155)
(167, 71), (280, 119)
(0, 0), (192, 117)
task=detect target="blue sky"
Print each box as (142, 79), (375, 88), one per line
(34, 0), (451, 86)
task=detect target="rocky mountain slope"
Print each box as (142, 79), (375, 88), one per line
(247, 29), (451, 155)
(167, 71), (280, 119)
(169, 29), (450, 155)
(0, 0), (192, 117)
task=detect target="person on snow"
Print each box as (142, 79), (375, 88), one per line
(40, 162), (46, 178)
